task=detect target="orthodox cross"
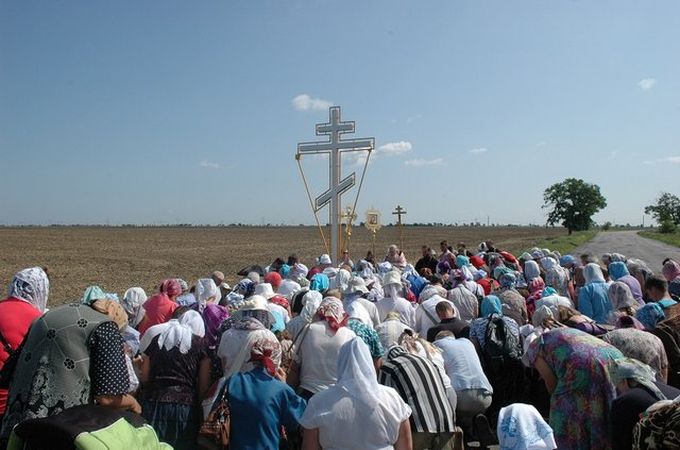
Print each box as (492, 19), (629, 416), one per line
(392, 205), (407, 249)
(296, 106), (374, 263)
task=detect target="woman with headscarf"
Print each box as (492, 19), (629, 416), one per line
(610, 358), (680, 450)
(139, 309), (210, 450)
(201, 303), (229, 383)
(216, 332), (306, 449)
(636, 302), (666, 331)
(607, 281), (639, 326)
(119, 287), (148, 357)
(541, 256), (571, 300)
(301, 338), (412, 450)
(0, 267), (49, 420)
(557, 306), (610, 336)
(497, 403), (556, 450)
(286, 290), (323, 341)
(195, 278), (220, 313)
(602, 326), (668, 383)
(577, 263), (612, 323)
(288, 297), (356, 400)
(1, 297), (140, 442)
(525, 327), (623, 449)
(523, 260), (541, 284)
(632, 394), (680, 449)
(493, 272), (529, 325)
(138, 279), (181, 335)
(608, 261), (645, 307)
(469, 295), (524, 423)
(376, 271), (415, 327)
(662, 259), (680, 299)
(525, 277), (546, 320)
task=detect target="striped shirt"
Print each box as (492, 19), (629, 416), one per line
(378, 346), (455, 433)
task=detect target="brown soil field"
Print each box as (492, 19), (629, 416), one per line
(0, 226), (565, 304)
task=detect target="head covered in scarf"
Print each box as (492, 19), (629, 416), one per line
(248, 332), (282, 377)
(160, 278), (182, 298)
(91, 299), (131, 331)
(264, 271), (282, 290)
(528, 277), (546, 295)
(140, 309), (205, 355)
(336, 338), (382, 409)
(81, 285), (106, 306)
(203, 304), (230, 347)
(608, 281), (637, 311)
(481, 295), (503, 317)
(499, 272), (517, 289)
(196, 278), (220, 312)
(609, 261), (630, 281)
(523, 260), (541, 282)
(310, 273), (330, 293)
(497, 404), (556, 450)
(662, 260), (680, 282)
(610, 357), (667, 401)
(122, 287), (148, 328)
(8, 267), (49, 312)
(584, 263), (606, 284)
(317, 297), (348, 332)
(636, 302), (666, 330)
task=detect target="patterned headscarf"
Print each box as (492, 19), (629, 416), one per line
(248, 334), (282, 377)
(122, 287), (148, 328)
(160, 279), (182, 297)
(317, 297), (348, 332)
(499, 272), (517, 289)
(81, 285), (106, 306)
(235, 279), (256, 297)
(523, 260), (541, 282)
(8, 267), (49, 312)
(636, 303), (666, 330)
(481, 295), (503, 317)
(662, 260), (680, 282)
(610, 358), (667, 401)
(203, 304), (230, 348)
(498, 404), (556, 450)
(633, 398), (680, 449)
(608, 281), (637, 310)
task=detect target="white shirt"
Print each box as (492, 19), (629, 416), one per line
(344, 296), (381, 328)
(296, 321), (356, 394)
(300, 384), (411, 450)
(415, 296), (458, 336)
(434, 337), (493, 393)
(376, 296), (415, 328)
(447, 286), (479, 323)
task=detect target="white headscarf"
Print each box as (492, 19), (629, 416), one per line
(540, 257), (558, 272)
(497, 403), (556, 450)
(8, 267), (49, 312)
(523, 261), (541, 282)
(222, 318), (281, 378)
(333, 269), (352, 293)
(584, 263), (606, 284)
(608, 281), (637, 310)
(196, 278), (220, 312)
(122, 287), (148, 328)
(140, 309), (205, 355)
(336, 338), (381, 409)
(301, 290), (323, 323)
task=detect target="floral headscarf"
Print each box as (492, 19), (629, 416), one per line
(248, 334), (282, 377)
(662, 260), (680, 282)
(160, 279), (182, 297)
(8, 267), (49, 312)
(499, 272), (517, 289)
(317, 297), (348, 332)
(636, 303), (666, 330)
(608, 281), (637, 310)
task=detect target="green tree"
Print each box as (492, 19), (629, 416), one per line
(543, 178), (607, 234)
(644, 192), (680, 225)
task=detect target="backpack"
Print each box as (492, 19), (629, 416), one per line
(482, 314), (521, 376)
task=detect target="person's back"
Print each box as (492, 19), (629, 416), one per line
(434, 337), (492, 394)
(415, 296), (456, 336)
(375, 314), (412, 349)
(376, 295), (415, 326)
(297, 321), (356, 394)
(447, 286), (478, 322)
(578, 281), (612, 323)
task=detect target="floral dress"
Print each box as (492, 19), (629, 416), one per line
(526, 327), (623, 450)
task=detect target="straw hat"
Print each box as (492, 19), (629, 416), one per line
(236, 295), (276, 324)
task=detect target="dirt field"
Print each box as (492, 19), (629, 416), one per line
(0, 226), (565, 304)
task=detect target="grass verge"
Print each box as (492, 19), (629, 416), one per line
(510, 230), (598, 255)
(639, 231), (680, 248)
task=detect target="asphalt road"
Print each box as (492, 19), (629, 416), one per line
(572, 230), (680, 274)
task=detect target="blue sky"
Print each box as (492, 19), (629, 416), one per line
(1, 1), (679, 226)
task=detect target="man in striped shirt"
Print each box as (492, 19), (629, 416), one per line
(378, 345), (457, 450)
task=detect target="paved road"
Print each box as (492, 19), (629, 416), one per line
(572, 230), (680, 274)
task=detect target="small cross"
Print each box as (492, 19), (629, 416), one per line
(341, 205), (358, 225)
(392, 205), (407, 225)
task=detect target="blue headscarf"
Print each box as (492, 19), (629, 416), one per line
(81, 285), (106, 305)
(499, 272), (517, 289)
(310, 273), (330, 292)
(279, 264), (291, 278)
(635, 303), (666, 330)
(609, 261), (630, 281)
(481, 295), (503, 317)
(560, 255), (576, 266)
(542, 287), (558, 297)
(456, 255), (470, 269)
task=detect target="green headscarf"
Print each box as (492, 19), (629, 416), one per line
(81, 285), (106, 305)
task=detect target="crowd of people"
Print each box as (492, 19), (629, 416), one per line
(1, 239), (680, 450)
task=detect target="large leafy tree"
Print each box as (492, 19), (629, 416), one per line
(543, 178), (607, 234)
(645, 192), (680, 225)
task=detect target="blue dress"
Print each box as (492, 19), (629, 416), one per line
(227, 368), (307, 450)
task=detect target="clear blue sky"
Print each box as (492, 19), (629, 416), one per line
(1, 1), (678, 226)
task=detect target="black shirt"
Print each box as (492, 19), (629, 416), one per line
(610, 381), (680, 450)
(426, 318), (470, 342)
(415, 255), (438, 275)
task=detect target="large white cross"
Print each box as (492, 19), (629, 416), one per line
(297, 106), (374, 263)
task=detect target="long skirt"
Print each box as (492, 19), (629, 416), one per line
(141, 399), (200, 450)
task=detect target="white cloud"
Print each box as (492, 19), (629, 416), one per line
(291, 94), (333, 111)
(199, 160), (221, 169)
(404, 158), (445, 167)
(470, 147), (488, 154)
(642, 155), (680, 165)
(638, 78), (657, 91)
(377, 141), (412, 156)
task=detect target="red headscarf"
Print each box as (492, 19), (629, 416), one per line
(160, 279), (182, 297)
(264, 272), (283, 290)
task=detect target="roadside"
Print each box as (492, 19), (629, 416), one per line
(511, 230), (598, 255)
(638, 230), (680, 249)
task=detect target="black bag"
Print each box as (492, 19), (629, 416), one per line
(482, 314), (521, 375)
(0, 330), (25, 389)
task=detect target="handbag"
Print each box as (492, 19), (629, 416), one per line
(198, 380), (231, 450)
